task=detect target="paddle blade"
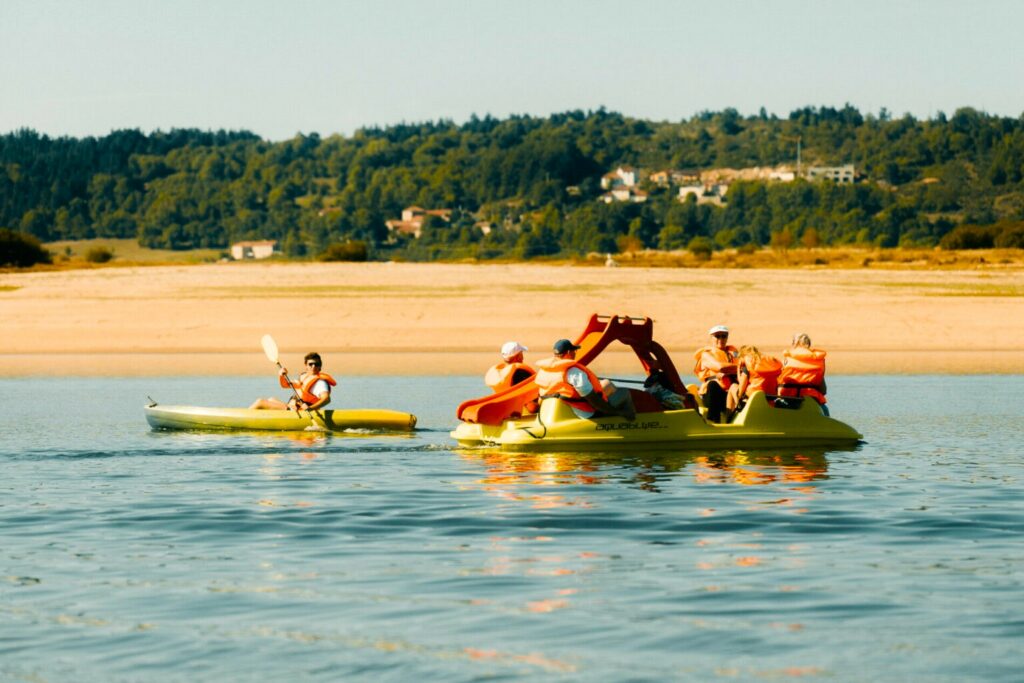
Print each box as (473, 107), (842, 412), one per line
(261, 334), (280, 364)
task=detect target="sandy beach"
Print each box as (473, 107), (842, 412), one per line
(2, 261), (1023, 376)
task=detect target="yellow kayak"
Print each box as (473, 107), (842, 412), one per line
(452, 389), (861, 451)
(145, 404), (417, 433)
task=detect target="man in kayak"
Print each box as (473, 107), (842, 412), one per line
(249, 352), (336, 411)
(534, 338), (636, 421)
(484, 341), (535, 392)
(693, 325), (739, 423)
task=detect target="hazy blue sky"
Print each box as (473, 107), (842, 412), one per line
(3, 0), (1022, 140)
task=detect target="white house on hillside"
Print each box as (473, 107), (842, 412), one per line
(231, 240), (276, 260)
(600, 166), (639, 189)
(600, 187), (648, 203)
(807, 165), (856, 183)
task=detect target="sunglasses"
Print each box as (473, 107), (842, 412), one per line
(306, 361), (321, 367)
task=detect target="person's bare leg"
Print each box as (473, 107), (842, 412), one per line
(249, 397), (289, 410)
(726, 385), (741, 411)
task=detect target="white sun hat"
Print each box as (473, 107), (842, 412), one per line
(500, 341), (528, 359)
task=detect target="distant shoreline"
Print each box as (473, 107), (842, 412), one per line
(2, 261), (1023, 377)
(3, 350), (1024, 378)
(18, 238), (1024, 272)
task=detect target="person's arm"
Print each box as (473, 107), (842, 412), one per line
(302, 391), (330, 411)
(568, 368), (633, 419)
(297, 379), (331, 411)
(278, 368), (301, 390)
(736, 365), (750, 398)
(701, 351), (737, 376)
(582, 390), (627, 417)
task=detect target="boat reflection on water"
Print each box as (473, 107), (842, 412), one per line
(691, 450), (831, 487)
(457, 445), (860, 500)
(454, 449), (600, 509)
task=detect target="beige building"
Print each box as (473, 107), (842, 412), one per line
(230, 240), (276, 260)
(385, 206), (453, 239)
(600, 187), (648, 203)
(649, 169), (701, 187)
(807, 165), (856, 183)
(600, 166), (639, 189)
(678, 184), (728, 206)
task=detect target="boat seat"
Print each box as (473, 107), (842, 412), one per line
(629, 389), (665, 414)
(771, 395), (805, 410)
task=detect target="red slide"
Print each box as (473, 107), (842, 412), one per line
(456, 314), (688, 426)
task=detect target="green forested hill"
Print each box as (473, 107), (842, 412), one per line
(2, 106), (1023, 260)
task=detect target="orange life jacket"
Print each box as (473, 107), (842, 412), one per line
(693, 345), (739, 383)
(778, 346), (827, 404)
(534, 357), (604, 411)
(484, 361), (536, 392)
(741, 355), (782, 395)
(281, 372), (337, 404)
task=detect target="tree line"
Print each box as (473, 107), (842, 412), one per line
(2, 106), (1023, 262)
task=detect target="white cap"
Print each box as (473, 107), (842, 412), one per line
(708, 325), (730, 335)
(500, 341), (528, 359)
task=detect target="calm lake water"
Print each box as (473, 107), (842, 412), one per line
(1, 375), (1022, 682)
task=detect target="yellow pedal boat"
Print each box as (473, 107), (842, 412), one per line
(146, 404), (417, 433)
(452, 389), (861, 450)
(451, 314), (861, 451)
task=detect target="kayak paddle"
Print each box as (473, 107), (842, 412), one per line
(261, 334), (308, 415)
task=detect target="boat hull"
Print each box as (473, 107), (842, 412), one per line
(146, 405), (417, 432)
(451, 392), (861, 451)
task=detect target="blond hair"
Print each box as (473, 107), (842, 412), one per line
(738, 345), (762, 367)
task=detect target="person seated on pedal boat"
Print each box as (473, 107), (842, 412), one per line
(643, 356), (692, 410)
(485, 341), (535, 392)
(249, 351), (336, 412)
(535, 338), (636, 421)
(727, 345), (783, 416)
(778, 333), (828, 415)
(693, 325), (739, 423)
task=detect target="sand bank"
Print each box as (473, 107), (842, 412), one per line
(2, 262), (1022, 376)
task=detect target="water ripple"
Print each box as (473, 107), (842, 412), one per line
(1, 376), (1023, 681)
